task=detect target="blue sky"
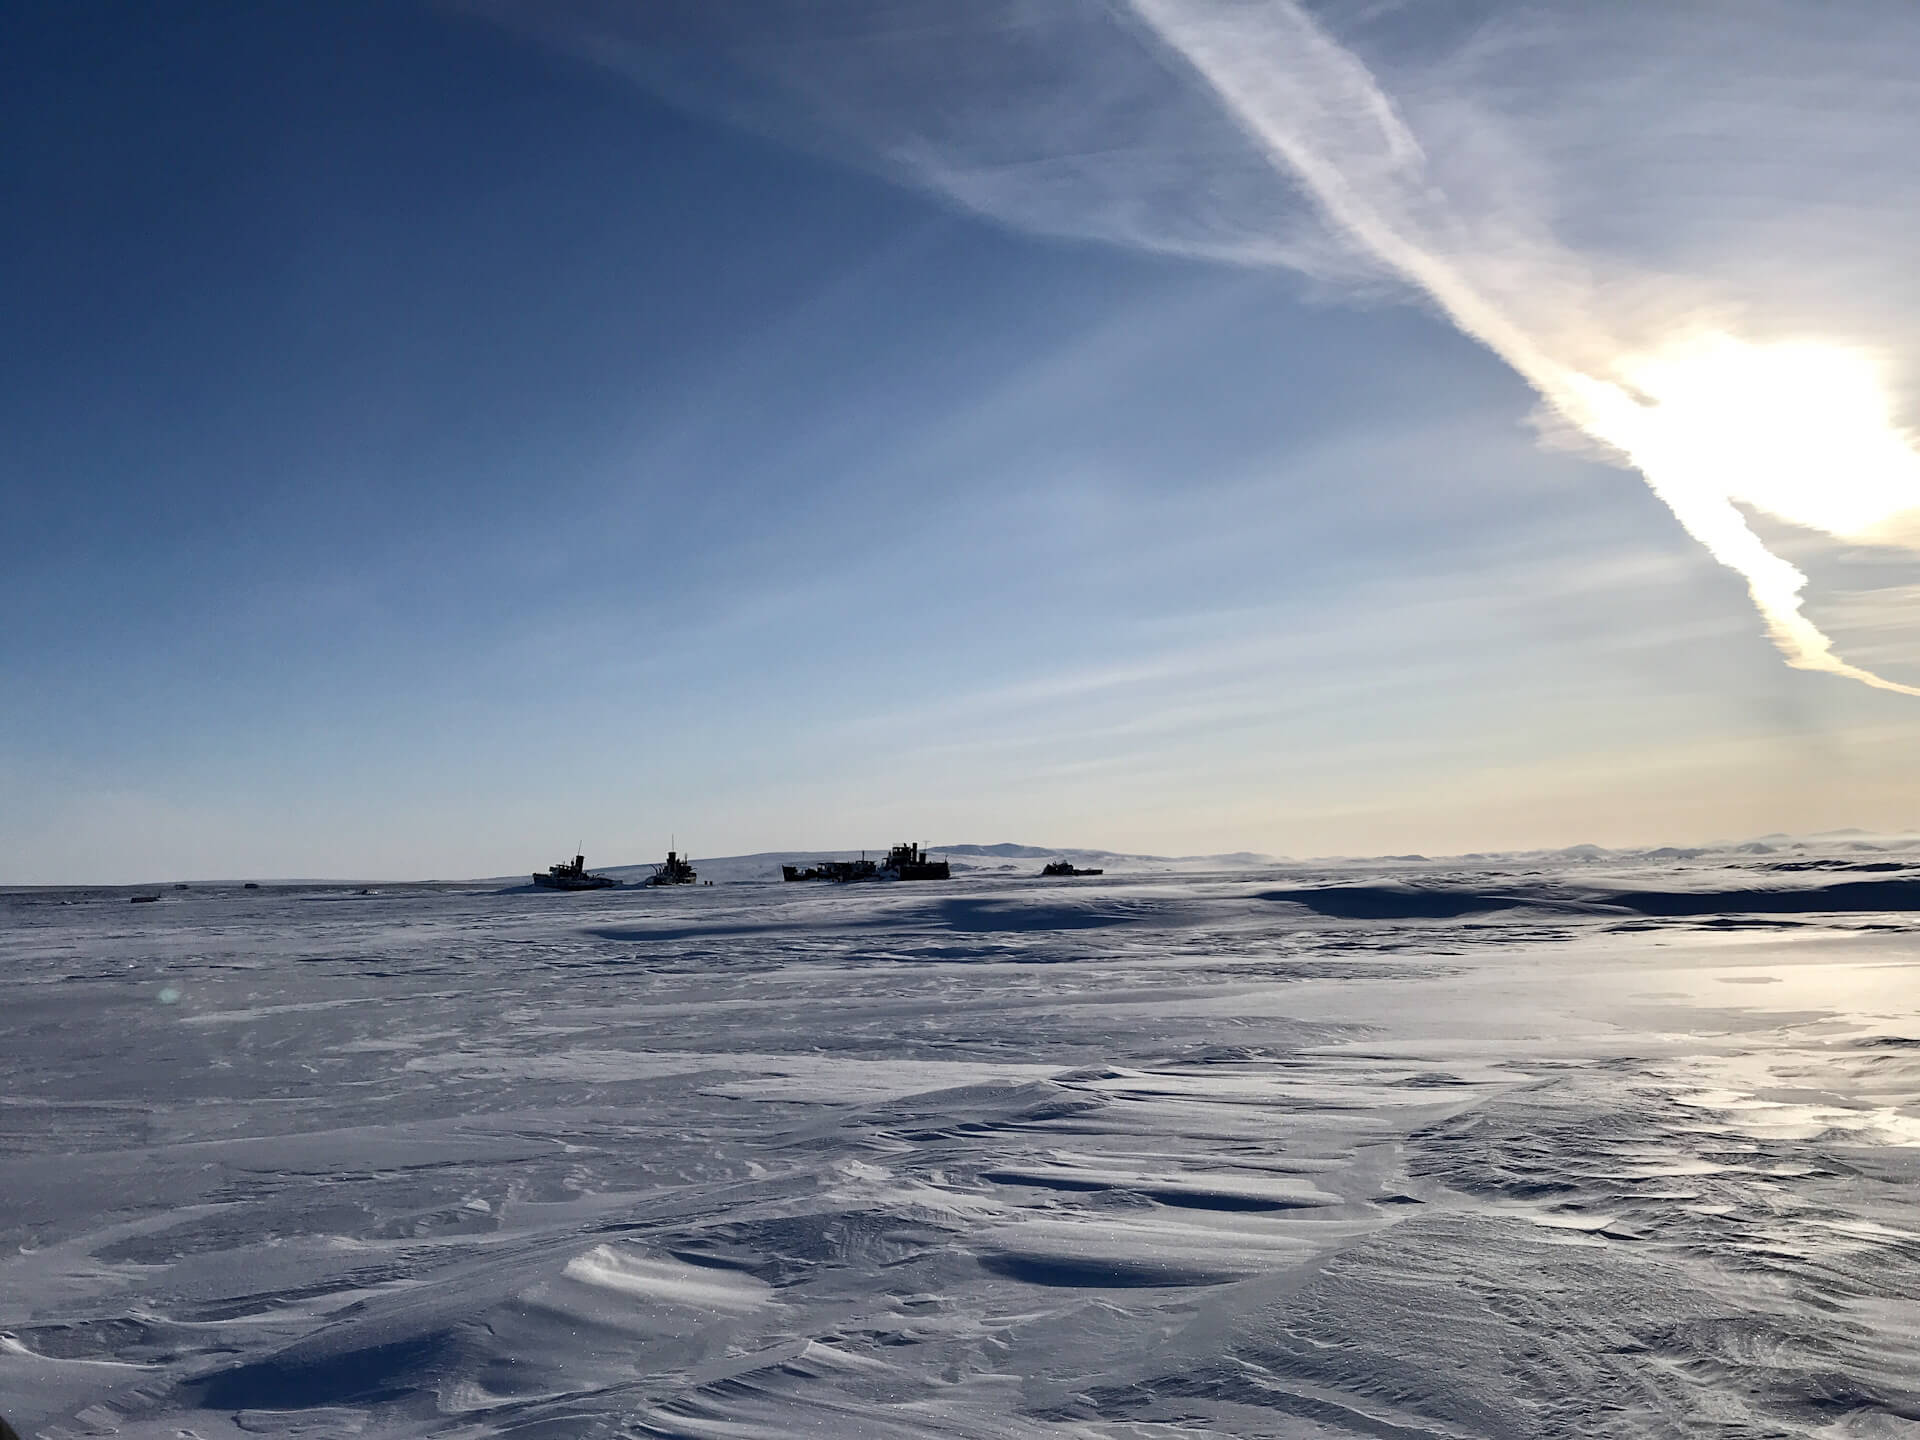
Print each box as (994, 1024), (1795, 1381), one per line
(6, 1), (1919, 881)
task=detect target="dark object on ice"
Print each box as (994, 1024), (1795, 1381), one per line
(1040, 861), (1104, 877)
(243, 882), (259, 889)
(533, 854), (622, 890)
(647, 849), (697, 886)
(130, 893), (161, 903)
(883, 841), (950, 881)
(777, 844), (951, 882)
(783, 855), (881, 883)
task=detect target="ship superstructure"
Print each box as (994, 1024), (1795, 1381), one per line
(882, 842), (950, 881)
(647, 848), (698, 886)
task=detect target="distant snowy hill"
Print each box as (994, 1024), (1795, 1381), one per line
(936, 843), (1060, 859)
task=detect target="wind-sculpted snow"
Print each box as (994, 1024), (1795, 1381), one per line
(1262, 867), (1920, 921)
(3, 865), (1918, 1436)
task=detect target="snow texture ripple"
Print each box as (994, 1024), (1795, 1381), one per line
(3, 858), (1919, 1436)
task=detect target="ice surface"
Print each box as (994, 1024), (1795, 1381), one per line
(4, 858), (1920, 1436)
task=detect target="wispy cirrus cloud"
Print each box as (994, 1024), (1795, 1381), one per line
(467, 0), (1920, 693)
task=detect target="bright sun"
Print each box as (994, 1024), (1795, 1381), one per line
(1615, 334), (1920, 541)
(1545, 333), (1920, 695)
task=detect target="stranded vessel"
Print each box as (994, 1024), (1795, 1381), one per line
(534, 854), (622, 891)
(1040, 860), (1104, 877)
(782, 842), (951, 882)
(883, 842), (950, 881)
(647, 849), (697, 886)
(783, 856), (879, 883)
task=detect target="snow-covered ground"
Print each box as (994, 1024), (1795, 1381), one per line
(5, 857), (1919, 1436)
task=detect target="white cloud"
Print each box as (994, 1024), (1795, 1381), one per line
(469, 0), (1920, 695)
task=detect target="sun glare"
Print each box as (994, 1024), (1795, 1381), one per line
(1614, 335), (1920, 540)
(1542, 334), (1920, 694)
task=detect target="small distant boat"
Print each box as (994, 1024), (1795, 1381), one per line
(243, 882), (260, 890)
(130, 894), (161, 904)
(533, 854), (622, 891)
(647, 849), (697, 886)
(1040, 861), (1103, 877)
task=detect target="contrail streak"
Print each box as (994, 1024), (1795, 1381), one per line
(472, 0), (1920, 692)
(1126, 0), (1920, 696)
